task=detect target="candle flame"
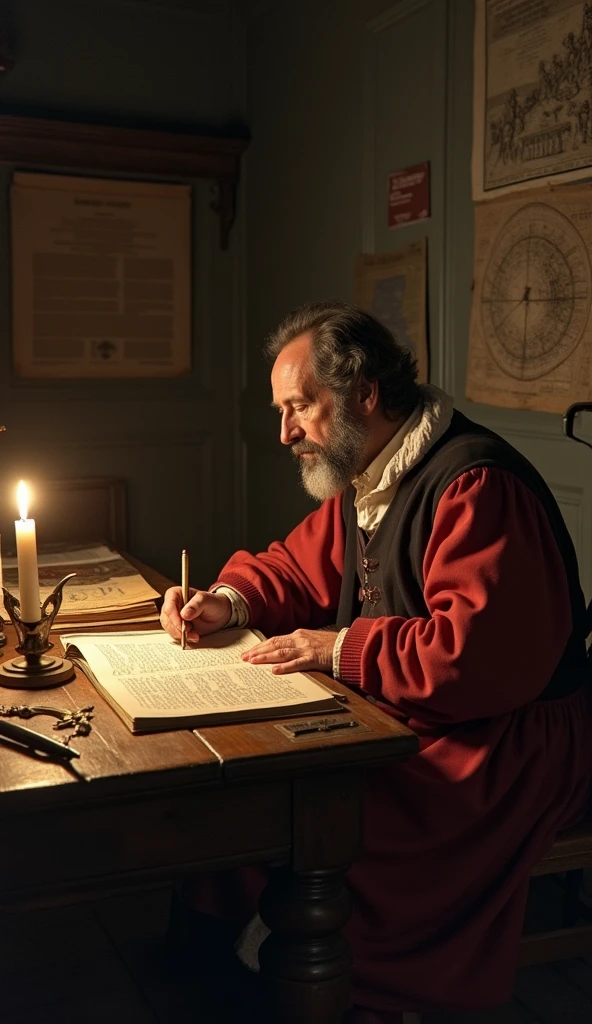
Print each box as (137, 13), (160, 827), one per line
(17, 480), (29, 520)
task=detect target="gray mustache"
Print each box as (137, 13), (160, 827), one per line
(291, 440), (324, 456)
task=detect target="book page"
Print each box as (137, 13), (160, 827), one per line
(61, 629), (333, 720)
(68, 627), (263, 664)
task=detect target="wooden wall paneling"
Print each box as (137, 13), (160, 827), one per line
(0, 172), (243, 586)
(0, 438), (215, 587)
(363, 0), (448, 388)
(0, 0), (248, 584)
(242, 0), (365, 552)
(442, 0), (474, 406)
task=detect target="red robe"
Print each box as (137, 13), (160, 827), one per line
(191, 467), (592, 1013)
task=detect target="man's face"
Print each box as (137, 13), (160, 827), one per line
(271, 333), (367, 500)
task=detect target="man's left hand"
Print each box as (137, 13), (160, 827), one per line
(241, 628), (337, 675)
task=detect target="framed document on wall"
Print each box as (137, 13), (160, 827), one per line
(10, 172), (191, 378)
(354, 239), (429, 384)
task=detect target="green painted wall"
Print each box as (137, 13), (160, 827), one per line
(243, 0), (592, 597)
(0, 0), (247, 587)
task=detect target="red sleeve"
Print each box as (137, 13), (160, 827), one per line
(339, 467), (574, 724)
(213, 496), (345, 636)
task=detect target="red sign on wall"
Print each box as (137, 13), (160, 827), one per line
(388, 162), (430, 229)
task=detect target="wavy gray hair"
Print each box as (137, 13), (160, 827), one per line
(265, 299), (420, 419)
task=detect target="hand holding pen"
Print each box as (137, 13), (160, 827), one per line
(160, 552), (233, 644)
(181, 548), (189, 650)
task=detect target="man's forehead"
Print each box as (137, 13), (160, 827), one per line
(271, 333), (317, 396)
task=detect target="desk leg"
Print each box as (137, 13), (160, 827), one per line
(258, 864), (352, 1023)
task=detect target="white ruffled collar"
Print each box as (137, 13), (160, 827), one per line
(353, 384), (454, 512)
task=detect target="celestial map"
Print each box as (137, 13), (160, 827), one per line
(370, 275), (415, 356)
(480, 202), (592, 380)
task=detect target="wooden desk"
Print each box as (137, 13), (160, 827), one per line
(0, 563), (417, 1023)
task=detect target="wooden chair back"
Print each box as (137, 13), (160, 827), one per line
(521, 819), (592, 966)
(0, 477), (127, 552)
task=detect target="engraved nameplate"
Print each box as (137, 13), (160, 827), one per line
(276, 716), (369, 741)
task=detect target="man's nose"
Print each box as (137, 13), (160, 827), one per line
(280, 414), (304, 446)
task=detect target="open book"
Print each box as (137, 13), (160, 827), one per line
(60, 627), (342, 733)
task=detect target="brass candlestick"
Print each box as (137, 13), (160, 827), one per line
(0, 574), (76, 689)
(0, 425), (7, 648)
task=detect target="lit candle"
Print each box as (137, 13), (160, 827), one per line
(15, 481), (41, 622)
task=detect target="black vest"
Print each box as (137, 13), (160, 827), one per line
(336, 410), (588, 701)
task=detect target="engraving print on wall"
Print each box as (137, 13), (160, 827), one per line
(473, 0), (592, 199)
(466, 187), (592, 412)
(10, 172), (191, 378)
(354, 239), (428, 383)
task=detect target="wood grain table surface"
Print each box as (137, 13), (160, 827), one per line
(0, 553), (418, 1023)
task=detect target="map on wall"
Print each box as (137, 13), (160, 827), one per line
(354, 239), (428, 383)
(473, 0), (592, 199)
(466, 186), (592, 412)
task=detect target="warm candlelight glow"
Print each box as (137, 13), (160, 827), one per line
(14, 480), (41, 622)
(17, 480), (30, 521)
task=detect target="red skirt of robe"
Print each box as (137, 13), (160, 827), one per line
(186, 685), (592, 1013)
(185, 469), (592, 1013)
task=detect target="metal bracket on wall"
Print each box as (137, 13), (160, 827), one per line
(0, 50), (14, 76)
(0, 25), (14, 77)
(210, 179), (237, 252)
(0, 114), (248, 250)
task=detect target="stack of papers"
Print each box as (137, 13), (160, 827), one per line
(1, 545), (161, 630)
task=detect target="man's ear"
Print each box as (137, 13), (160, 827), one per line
(357, 377), (380, 415)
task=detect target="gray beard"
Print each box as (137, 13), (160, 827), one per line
(291, 405), (367, 501)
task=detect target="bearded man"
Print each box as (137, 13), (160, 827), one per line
(161, 300), (592, 1021)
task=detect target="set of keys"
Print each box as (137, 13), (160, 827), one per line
(0, 703), (94, 747)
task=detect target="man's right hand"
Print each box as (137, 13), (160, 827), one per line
(160, 587), (232, 643)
